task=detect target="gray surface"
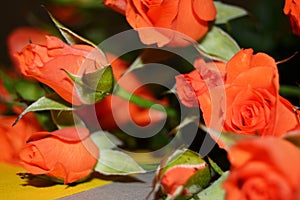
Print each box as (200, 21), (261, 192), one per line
(59, 172), (155, 200)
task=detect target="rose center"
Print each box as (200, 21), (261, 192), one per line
(242, 177), (272, 200)
(240, 104), (260, 126)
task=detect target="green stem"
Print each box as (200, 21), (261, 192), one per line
(113, 84), (178, 119)
(280, 85), (300, 98)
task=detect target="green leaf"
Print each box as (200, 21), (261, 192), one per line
(90, 131), (123, 150)
(13, 93), (74, 126)
(208, 157), (224, 176)
(46, 7), (99, 48)
(123, 56), (144, 75)
(169, 115), (199, 136)
(195, 171), (229, 200)
(198, 26), (240, 61)
(14, 80), (45, 101)
(94, 149), (146, 175)
(199, 123), (255, 151)
(214, 1), (248, 24)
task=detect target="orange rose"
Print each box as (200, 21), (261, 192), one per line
(191, 49), (299, 136)
(76, 54), (167, 130)
(7, 27), (49, 70)
(160, 164), (207, 197)
(14, 35), (105, 105)
(19, 127), (99, 184)
(222, 49), (299, 136)
(175, 70), (206, 107)
(223, 137), (300, 200)
(284, 0), (300, 36)
(104, 0), (216, 47)
(0, 114), (41, 165)
(176, 57), (226, 107)
(0, 74), (43, 165)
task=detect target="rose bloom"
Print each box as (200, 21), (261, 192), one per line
(176, 57), (226, 107)
(223, 137), (300, 200)
(284, 0), (300, 36)
(76, 54), (167, 130)
(20, 127), (99, 184)
(0, 114), (42, 165)
(159, 164), (207, 197)
(13, 35), (105, 105)
(220, 49), (299, 136)
(104, 0), (216, 47)
(176, 49), (299, 136)
(7, 27), (49, 69)
(0, 78), (43, 165)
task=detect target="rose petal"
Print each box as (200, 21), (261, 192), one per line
(193, 0), (216, 21)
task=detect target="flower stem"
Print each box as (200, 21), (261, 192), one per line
(113, 84), (178, 119)
(280, 85), (300, 97)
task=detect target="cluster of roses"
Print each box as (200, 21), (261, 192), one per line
(0, 0), (300, 199)
(1, 26), (166, 184)
(175, 48), (300, 199)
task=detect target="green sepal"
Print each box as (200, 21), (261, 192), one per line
(61, 65), (114, 104)
(195, 171), (229, 200)
(158, 149), (206, 177)
(82, 65), (114, 94)
(154, 149), (211, 199)
(214, 1), (248, 24)
(182, 165), (211, 197)
(51, 110), (86, 129)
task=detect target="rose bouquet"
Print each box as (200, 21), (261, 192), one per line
(1, 0), (300, 199)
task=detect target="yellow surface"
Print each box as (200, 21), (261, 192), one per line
(0, 162), (111, 200)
